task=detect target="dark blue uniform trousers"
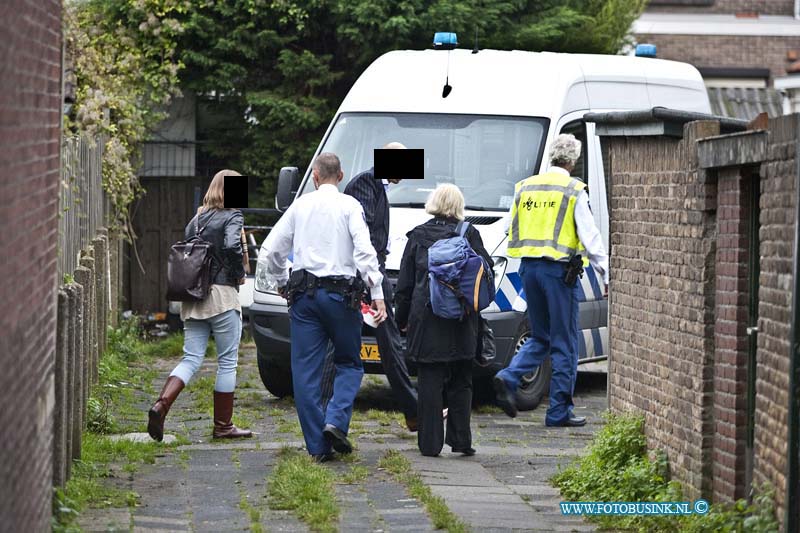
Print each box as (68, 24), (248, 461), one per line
(496, 258), (579, 426)
(289, 288), (364, 455)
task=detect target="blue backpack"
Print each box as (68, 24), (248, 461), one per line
(427, 221), (495, 320)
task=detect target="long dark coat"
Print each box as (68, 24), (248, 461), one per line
(395, 216), (493, 364)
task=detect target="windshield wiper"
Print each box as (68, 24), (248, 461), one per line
(464, 205), (489, 211)
(390, 202), (427, 208)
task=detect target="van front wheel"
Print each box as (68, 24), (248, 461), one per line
(257, 353), (294, 398)
(511, 332), (551, 411)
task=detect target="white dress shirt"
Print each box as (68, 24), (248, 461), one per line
(503, 166), (609, 284)
(261, 183), (384, 300)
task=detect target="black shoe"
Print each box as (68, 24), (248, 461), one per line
(492, 376), (517, 418)
(311, 452), (335, 463)
(452, 447), (476, 456)
(546, 416), (586, 427)
(323, 424), (353, 454)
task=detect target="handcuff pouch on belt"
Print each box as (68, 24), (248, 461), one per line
(563, 254), (584, 287)
(284, 270), (365, 310)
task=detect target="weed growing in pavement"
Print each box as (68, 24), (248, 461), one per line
(552, 411), (780, 532)
(239, 492), (263, 533)
(276, 417), (303, 437)
(268, 447), (339, 532)
(53, 317), (191, 530)
(342, 465), (370, 484)
(378, 450), (469, 533)
(474, 404), (502, 415)
(53, 433), (179, 530)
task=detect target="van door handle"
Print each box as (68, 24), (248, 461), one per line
(746, 326), (759, 336)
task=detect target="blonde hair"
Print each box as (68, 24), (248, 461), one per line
(425, 183), (465, 221)
(200, 169), (241, 212)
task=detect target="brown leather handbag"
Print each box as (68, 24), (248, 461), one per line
(166, 212), (218, 302)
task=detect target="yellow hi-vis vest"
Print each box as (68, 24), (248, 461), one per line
(507, 171), (586, 260)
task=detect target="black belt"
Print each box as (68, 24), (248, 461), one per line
(287, 270), (365, 308)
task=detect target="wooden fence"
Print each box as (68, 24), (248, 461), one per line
(59, 135), (107, 278)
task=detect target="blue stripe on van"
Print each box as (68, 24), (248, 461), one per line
(507, 271), (522, 293)
(591, 327), (603, 357)
(578, 330), (587, 358)
(495, 289), (511, 311)
(585, 267), (601, 299)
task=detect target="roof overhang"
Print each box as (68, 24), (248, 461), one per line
(584, 106), (748, 138)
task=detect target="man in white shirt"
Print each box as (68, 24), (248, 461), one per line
(261, 152), (387, 461)
(494, 134), (608, 427)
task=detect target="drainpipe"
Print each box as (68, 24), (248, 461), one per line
(785, 115), (800, 533)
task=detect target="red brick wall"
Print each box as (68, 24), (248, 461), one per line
(605, 117), (798, 525)
(607, 121), (721, 500)
(647, 0), (794, 15)
(712, 166), (754, 503)
(634, 33), (800, 81)
(752, 115), (797, 520)
(0, 0), (63, 530)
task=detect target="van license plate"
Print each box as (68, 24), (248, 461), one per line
(360, 344), (380, 362)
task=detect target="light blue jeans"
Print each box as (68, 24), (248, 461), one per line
(170, 309), (242, 393)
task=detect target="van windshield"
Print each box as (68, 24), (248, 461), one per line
(301, 113), (549, 211)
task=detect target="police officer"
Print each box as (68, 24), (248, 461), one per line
(261, 152), (387, 461)
(494, 134), (608, 427)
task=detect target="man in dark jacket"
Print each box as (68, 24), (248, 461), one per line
(395, 184), (493, 456)
(341, 142), (419, 431)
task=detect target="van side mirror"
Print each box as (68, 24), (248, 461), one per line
(275, 167), (301, 212)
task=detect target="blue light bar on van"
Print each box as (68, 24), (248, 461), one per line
(635, 44), (657, 58)
(433, 32), (458, 50)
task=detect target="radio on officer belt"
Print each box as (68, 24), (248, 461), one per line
(564, 254), (584, 286)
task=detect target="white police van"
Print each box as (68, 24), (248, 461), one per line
(250, 37), (711, 409)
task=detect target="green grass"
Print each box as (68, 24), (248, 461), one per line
(53, 316), (187, 531)
(53, 433), (180, 530)
(474, 404), (502, 415)
(275, 417), (303, 437)
(552, 412), (780, 533)
(268, 447), (339, 532)
(342, 465), (370, 485)
(353, 408), (403, 427)
(378, 450), (469, 533)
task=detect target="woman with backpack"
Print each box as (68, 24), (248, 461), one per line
(147, 169), (252, 442)
(395, 184), (493, 457)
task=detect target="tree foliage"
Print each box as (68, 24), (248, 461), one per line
(173, 0), (646, 204)
(68, 0), (646, 221)
(64, 0), (185, 237)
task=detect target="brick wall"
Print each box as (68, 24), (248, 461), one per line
(711, 164), (755, 503)
(0, 0), (63, 530)
(752, 115), (797, 518)
(647, 0), (794, 15)
(634, 33), (800, 81)
(607, 121), (721, 500)
(602, 115), (798, 525)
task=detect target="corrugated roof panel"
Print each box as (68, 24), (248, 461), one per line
(707, 87), (783, 120)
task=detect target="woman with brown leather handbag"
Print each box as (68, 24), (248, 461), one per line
(148, 169), (252, 442)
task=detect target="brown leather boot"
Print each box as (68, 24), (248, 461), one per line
(148, 376), (185, 442)
(212, 391), (252, 439)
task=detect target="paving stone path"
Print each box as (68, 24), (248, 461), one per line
(78, 341), (606, 532)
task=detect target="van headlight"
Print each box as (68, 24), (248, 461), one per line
(491, 257), (507, 288)
(254, 255), (279, 294)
